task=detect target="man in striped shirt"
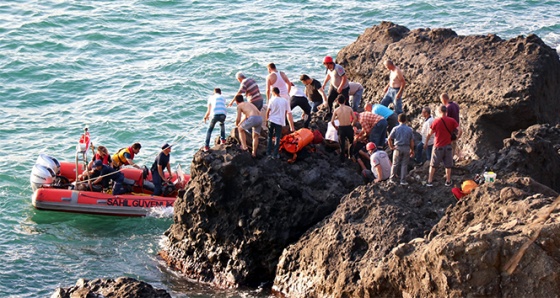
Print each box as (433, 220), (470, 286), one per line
(203, 88), (228, 152)
(230, 71), (264, 111)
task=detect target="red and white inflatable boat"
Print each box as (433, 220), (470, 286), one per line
(30, 153), (190, 217)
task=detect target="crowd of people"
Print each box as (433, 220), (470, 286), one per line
(203, 56), (462, 187)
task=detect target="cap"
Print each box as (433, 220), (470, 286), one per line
(323, 56), (333, 64)
(366, 142), (377, 151)
(93, 160), (103, 167)
(162, 143), (171, 150)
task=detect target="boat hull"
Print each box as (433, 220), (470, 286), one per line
(32, 188), (176, 217)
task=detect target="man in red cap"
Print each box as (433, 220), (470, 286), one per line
(321, 55), (349, 115)
(357, 142), (392, 183)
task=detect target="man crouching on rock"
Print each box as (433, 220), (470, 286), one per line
(234, 95), (263, 157)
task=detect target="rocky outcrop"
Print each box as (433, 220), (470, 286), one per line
(51, 277), (170, 298)
(492, 124), (560, 192)
(160, 141), (363, 288)
(337, 21), (560, 159)
(272, 179), (458, 297)
(375, 176), (560, 298)
(272, 124), (560, 297)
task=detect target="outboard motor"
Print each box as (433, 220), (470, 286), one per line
(35, 154), (60, 175)
(30, 164), (56, 192)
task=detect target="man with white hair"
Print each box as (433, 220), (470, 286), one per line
(229, 72), (264, 110)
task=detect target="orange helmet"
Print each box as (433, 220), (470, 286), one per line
(366, 142), (376, 151)
(323, 56), (334, 64)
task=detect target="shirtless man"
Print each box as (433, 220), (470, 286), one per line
(266, 63), (291, 101)
(380, 59), (406, 115)
(331, 94), (354, 162)
(234, 95), (263, 157)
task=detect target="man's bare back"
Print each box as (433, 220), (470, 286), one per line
(332, 104), (354, 127)
(238, 101), (260, 118)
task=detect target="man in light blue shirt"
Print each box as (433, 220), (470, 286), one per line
(388, 113), (415, 185)
(370, 103), (398, 136)
(203, 88), (227, 151)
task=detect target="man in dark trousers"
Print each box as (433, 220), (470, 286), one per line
(92, 159), (126, 195)
(151, 143), (173, 196)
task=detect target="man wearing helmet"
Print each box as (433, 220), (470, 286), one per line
(321, 55), (349, 115)
(358, 142), (391, 183)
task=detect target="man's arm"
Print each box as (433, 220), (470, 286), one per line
(235, 106), (242, 126)
(125, 155), (140, 169)
(266, 75), (272, 102)
(286, 111), (295, 132)
(322, 73), (330, 90)
(337, 74), (348, 93)
(203, 103), (212, 123)
(374, 164), (383, 183)
(456, 124), (462, 139)
(388, 137), (395, 150)
(410, 137), (415, 157)
(396, 70), (406, 98)
(166, 164), (172, 181)
(157, 165), (166, 181)
(424, 129), (433, 149)
(331, 109), (338, 130)
(281, 72), (291, 94)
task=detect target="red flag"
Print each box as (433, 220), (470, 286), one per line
(79, 130), (91, 152)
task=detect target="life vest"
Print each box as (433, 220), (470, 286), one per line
(94, 153), (110, 165)
(112, 147), (135, 167)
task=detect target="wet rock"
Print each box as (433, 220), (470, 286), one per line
(337, 21), (560, 159)
(160, 141), (363, 288)
(51, 277), (170, 298)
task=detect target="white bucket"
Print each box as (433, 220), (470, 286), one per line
(483, 172), (496, 183)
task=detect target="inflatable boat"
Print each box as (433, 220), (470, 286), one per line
(30, 151), (190, 217)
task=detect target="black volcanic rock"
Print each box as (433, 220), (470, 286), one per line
(51, 277), (171, 298)
(337, 21), (560, 159)
(160, 142), (363, 288)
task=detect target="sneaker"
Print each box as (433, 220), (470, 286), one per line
(426, 182), (433, 187)
(445, 181), (452, 186)
(221, 139), (226, 144)
(400, 181), (408, 186)
(203, 146), (210, 152)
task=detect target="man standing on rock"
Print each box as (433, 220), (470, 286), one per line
(300, 74), (327, 113)
(388, 113), (415, 185)
(203, 88), (227, 152)
(322, 55), (349, 115)
(266, 63), (291, 101)
(266, 87), (295, 159)
(331, 94), (354, 162)
(229, 72), (264, 111)
(380, 59), (406, 115)
(151, 143), (173, 196)
(425, 105), (462, 187)
(234, 95), (263, 158)
(440, 93), (460, 159)
(415, 107), (435, 166)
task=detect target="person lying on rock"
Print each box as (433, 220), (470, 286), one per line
(234, 95), (263, 158)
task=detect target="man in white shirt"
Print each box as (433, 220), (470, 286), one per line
(266, 87), (295, 159)
(415, 107), (435, 166)
(266, 63), (291, 101)
(289, 82), (312, 128)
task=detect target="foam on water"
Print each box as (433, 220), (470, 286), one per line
(0, 0), (558, 296)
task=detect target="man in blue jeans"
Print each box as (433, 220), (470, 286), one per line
(203, 88), (227, 152)
(151, 143), (173, 196)
(380, 59), (406, 115)
(266, 87), (295, 159)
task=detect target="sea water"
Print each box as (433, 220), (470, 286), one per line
(0, 1), (558, 297)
